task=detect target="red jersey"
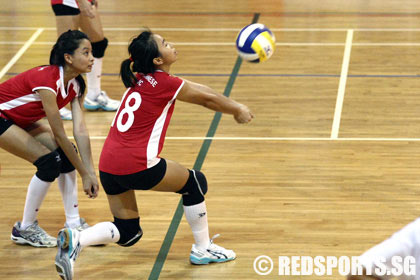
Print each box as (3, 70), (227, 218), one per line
(99, 71), (184, 175)
(0, 65), (80, 128)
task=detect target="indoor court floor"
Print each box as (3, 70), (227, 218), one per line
(1, 0), (420, 279)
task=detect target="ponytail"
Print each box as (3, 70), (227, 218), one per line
(119, 30), (160, 88)
(120, 59), (137, 88)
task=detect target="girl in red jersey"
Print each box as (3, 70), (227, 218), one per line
(55, 29), (254, 279)
(0, 30), (99, 248)
(51, 0), (119, 120)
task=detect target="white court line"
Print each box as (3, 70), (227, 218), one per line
(3, 41), (420, 47)
(78, 136), (420, 141)
(0, 28), (43, 80)
(5, 27), (420, 32)
(331, 29), (353, 139)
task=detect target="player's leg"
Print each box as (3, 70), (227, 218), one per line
(79, 6), (119, 111)
(28, 123), (86, 230)
(0, 120), (59, 247)
(152, 159), (236, 264)
(55, 188), (138, 280)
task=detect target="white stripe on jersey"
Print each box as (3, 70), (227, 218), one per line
(0, 93), (42, 110)
(63, 0), (78, 9)
(146, 80), (185, 168)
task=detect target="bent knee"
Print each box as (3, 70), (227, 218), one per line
(113, 217), (143, 247)
(177, 169), (208, 206)
(33, 151), (61, 182)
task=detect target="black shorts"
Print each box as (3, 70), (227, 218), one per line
(51, 1), (95, 16)
(0, 117), (14, 136)
(52, 4), (80, 16)
(100, 158), (167, 195)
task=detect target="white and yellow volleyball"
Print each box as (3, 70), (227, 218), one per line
(235, 23), (276, 63)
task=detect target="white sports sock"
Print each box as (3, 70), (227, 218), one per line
(21, 175), (52, 230)
(58, 171), (80, 228)
(86, 57), (103, 100)
(79, 222), (120, 248)
(183, 201), (210, 250)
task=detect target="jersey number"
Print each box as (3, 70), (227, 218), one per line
(112, 91), (142, 132)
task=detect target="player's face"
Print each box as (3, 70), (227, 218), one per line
(67, 39), (94, 73)
(153, 34), (177, 65)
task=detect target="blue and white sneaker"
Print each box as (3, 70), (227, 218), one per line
(59, 107), (72, 121)
(11, 220), (57, 248)
(55, 228), (81, 280)
(190, 234), (236, 265)
(83, 91), (119, 111)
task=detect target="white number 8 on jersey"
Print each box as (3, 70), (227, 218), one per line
(112, 91), (142, 132)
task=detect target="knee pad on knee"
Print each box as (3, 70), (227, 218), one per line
(113, 217), (143, 247)
(91, 38), (108, 58)
(33, 151), (62, 182)
(177, 170), (208, 206)
(55, 144), (77, 173)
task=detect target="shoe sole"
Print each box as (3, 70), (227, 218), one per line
(55, 229), (71, 280)
(11, 234), (57, 248)
(190, 256), (236, 265)
(55, 263), (68, 280)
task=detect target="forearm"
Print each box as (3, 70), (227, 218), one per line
(73, 132), (95, 175)
(203, 92), (242, 115)
(190, 82), (241, 115)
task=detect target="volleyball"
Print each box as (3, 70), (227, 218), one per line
(235, 23), (276, 63)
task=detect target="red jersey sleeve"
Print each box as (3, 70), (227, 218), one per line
(26, 66), (59, 96)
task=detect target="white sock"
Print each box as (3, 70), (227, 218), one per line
(86, 57), (102, 100)
(79, 222), (120, 248)
(183, 201), (210, 250)
(58, 171), (80, 228)
(21, 175), (52, 229)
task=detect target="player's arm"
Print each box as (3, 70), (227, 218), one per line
(176, 79), (254, 124)
(76, 0), (95, 18)
(38, 89), (97, 197)
(70, 96), (99, 197)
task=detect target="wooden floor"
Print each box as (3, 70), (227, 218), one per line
(2, 0), (420, 279)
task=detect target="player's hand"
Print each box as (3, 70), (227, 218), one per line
(78, 0), (95, 18)
(234, 104), (254, 123)
(82, 173), (99, 198)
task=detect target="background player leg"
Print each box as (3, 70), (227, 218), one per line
(79, 5), (119, 111)
(0, 124), (57, 247)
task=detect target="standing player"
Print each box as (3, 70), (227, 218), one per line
(54, 29), (253, 279)
(51, 0), (119, 120)
(0, 30), (99, 247)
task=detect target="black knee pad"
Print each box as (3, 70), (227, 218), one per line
(55, 144), (77, 173)
(33, 151), (62, 182)
(113, 217), (143, 247)
(177, 170), (208, 206)
(91, 38), (108, 58)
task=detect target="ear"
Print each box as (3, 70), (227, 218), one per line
(64, 54), (72, 65)
(153, 57), (163, 66)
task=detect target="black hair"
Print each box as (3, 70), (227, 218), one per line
(49, 30), (89, 96)
(120, 30), (160, 88)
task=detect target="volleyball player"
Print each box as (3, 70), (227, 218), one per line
(51, 0), (119, 120)
(55, 29), (253, 279)
(0, 30), (99, 247)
